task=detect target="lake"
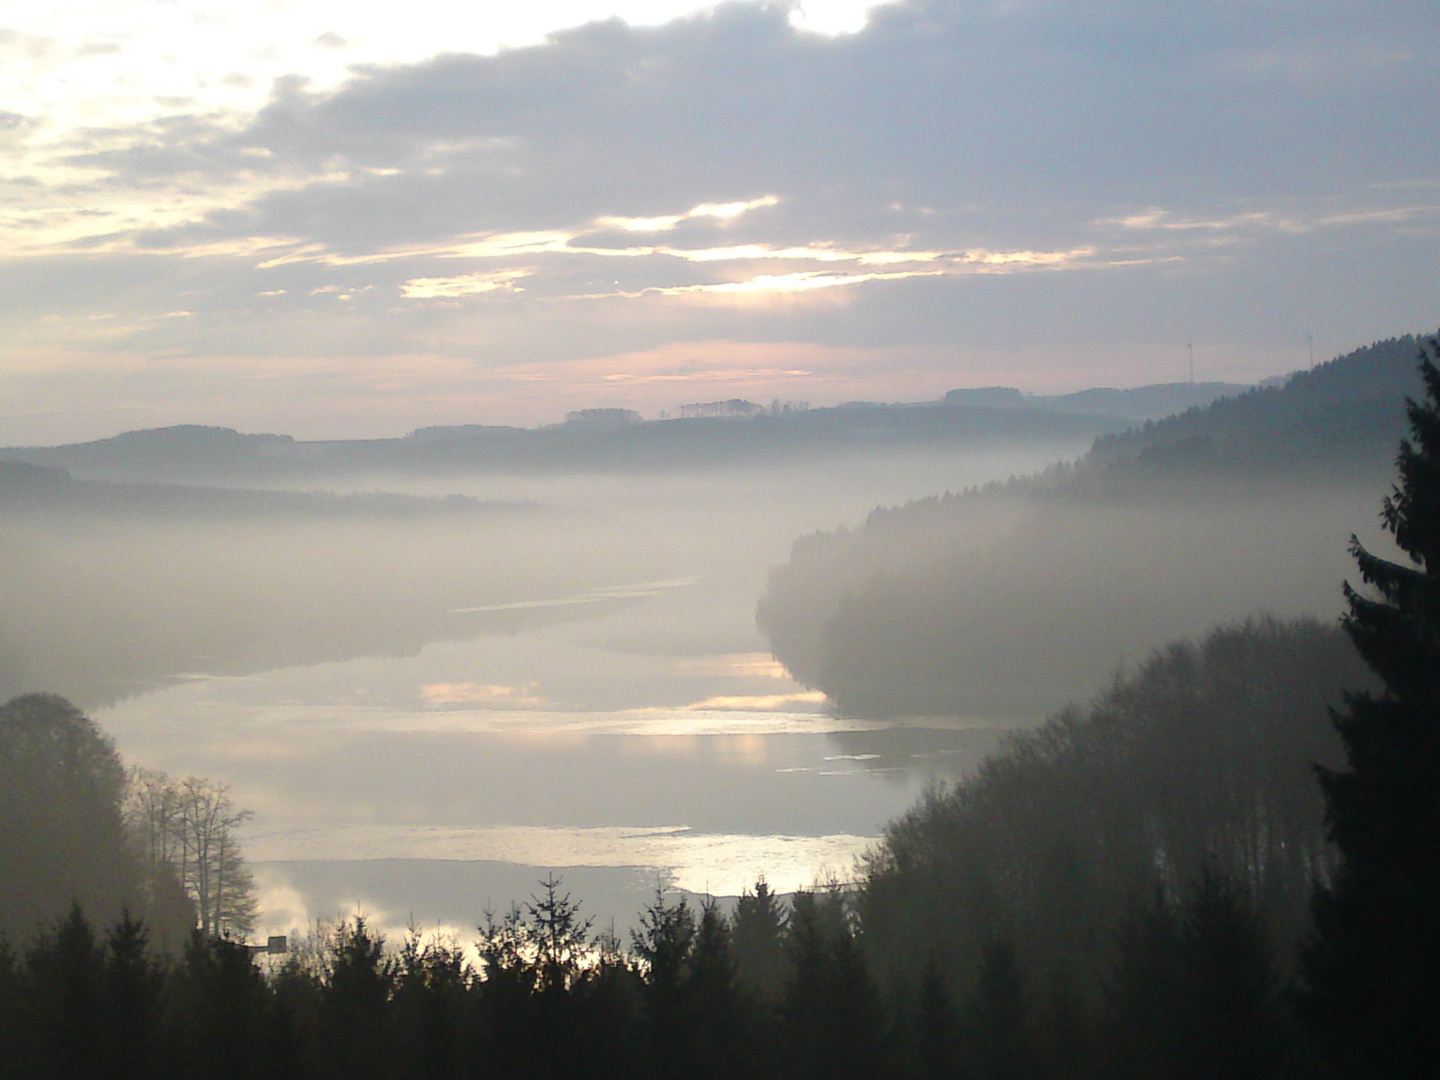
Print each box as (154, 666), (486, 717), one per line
(90, 444), (1079, 939)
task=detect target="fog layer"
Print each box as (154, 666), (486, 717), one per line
(759, 336), (1425, 719)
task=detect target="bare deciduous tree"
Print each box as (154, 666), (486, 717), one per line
(125, 769), (257, 939)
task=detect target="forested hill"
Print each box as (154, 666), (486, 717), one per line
(1077, 334), (1424, 483)
(861, 617), (1368, 1007)
(757, 333), (1433, 720)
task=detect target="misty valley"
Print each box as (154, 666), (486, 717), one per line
(3, 334), (1438, 1079)
(5, 400), (1115, 930)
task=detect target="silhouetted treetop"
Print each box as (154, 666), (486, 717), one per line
(1303, 337), (1440, 1079)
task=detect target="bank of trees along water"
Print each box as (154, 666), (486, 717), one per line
(758, 335), (1427, 720)
(3, 338), (1438, 1079)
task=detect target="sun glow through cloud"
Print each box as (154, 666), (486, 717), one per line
(399, 270), (532, 298)
(596, 194), (779, 232)
(681, 692), (829, 710)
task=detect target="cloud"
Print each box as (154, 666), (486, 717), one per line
(681, 691), (829, 710)
(57, 3), (1436, 244)
(419, 682), (545, 706)
(400, 269), (532, 298)
(1, 0), (1437, 438)
(596, 195), (780, 232)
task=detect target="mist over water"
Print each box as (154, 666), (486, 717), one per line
(48, 443), (1069, 937)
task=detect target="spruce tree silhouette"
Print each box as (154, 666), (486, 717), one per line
(633, 893), (745, 1080)
(20, 905), (106, 1079)
(1105, 886), (1183, 1080)
(391, 930), (469, 1080)
(171, 934), (279, 1080)
(779, 889), (889, 1080)
(684, 899), (747, 1080)
(731, 877), (789, 1006)
(1174, 867), (1290, 1080)
(912, 955), (960, 1080)
(0, 939), (19, 1075)
(633, 890), (697, 1080)
(103, 911), (166, 1080)
(961, 938), (1040, 1080)
(318, 917), (395, 1080)
(1301, 337), (1440, 1079)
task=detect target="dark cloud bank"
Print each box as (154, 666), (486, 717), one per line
(104, 0), (1437, 247)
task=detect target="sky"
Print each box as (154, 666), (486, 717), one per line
(1, 0), (1437, 443)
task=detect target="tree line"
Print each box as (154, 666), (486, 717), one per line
(0, 871), (1272, 1080)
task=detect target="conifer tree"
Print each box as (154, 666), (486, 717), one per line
(684, 899), (747, 1080)
(632, 891), (745, 1080)
(0, 939), (18, 1075)
(318, 917), (395, 1080)
(731, 877), (789, 1006)
(961, 937), (1041, 1080)
(1105, 887), (1183, 1080)
(170, 934), (279, 1080)
(633, 890), (697, 1080)
(104, 912), (166, 1080)
(391, 930), (469, 1080)
(912, 956), (960, 1080)
(1301, 337), (1440, 1079)
(1174, 868), (1290, 1080)
(475, 875), (599, 1080)
(780, 888), (889, 1080)
(20, 905), (107, 1079)
(633, 889), (695, 1019)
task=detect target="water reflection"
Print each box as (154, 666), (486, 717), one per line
(75, 445), (1078, 933)
(98, 640), (1020, 933)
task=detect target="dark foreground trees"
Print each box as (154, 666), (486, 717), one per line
(860, 616), (1366, 1005)
(0, 882), (882, 1080)
(1301, 339), (1440, 1079)
(0, 693), (193, 946)
(0, 866), (1310, 1080)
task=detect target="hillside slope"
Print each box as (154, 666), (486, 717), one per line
(860, 618), (1368, 1001)
(757, 334), (1429, 718)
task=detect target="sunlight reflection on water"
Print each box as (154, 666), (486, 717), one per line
(87, 444), (1075, 934)
(243, 824), (877, 896)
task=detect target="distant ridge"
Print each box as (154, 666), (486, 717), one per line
(1, 373), (1296, 486)
(944, 380), (1248, 419)
(1077, 334), (1427, 480)
(0, 400), (1132, 485)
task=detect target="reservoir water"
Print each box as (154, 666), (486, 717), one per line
(90, 444), (1080, 939)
